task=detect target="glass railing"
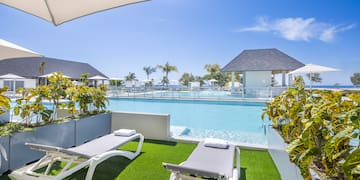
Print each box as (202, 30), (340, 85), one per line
(107, 86), (288, 100)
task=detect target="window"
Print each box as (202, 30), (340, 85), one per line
(3, 80), (14, 91)
(3, 80), (24, 91)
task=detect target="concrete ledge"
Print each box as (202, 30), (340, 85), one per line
(267, 126), (303, 180)
(111, 111), (170, 141)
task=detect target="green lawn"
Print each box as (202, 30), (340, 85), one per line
(0, 140), (280, 180)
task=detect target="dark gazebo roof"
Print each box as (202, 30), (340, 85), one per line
(0, 57), (107, 79)
(222, 48), (304, 73)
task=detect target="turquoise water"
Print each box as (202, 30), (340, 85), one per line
(107, 98), (267, 145)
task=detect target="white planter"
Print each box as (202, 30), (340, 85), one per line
(267, 126), (303, 180)
(9, 120), (75, 170)
(75, 113), (111, 146)
(0, 135), (9, 175)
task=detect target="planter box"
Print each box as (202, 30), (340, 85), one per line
(75, 113), (111, 146)
(0, 111), (10, 125)
(9, 120), (75, 170)
(267, 126), (303, 180)
(0, 136), (9, 175)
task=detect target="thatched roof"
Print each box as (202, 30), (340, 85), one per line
(0, 57), (107, 79)
(222, 48), (304, 73)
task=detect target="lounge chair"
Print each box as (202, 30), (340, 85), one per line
(9, 131), (144, 180)
(163, 139), (240, 180)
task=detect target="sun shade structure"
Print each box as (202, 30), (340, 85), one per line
(89, 75), (108, 80)
(0, 73), (25, 79)
(39, 72), (71, 78)
(289, 63), (340, 90)
(0, 57), (107, 79)
(0, 38), (41, 60)
(221, 48), (305, 93)
(0, 0), (149, 26)
(222, 48), (304, 73)
(289, 63), (340, 74)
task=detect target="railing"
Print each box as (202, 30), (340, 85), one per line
(107, 86), (288, 100)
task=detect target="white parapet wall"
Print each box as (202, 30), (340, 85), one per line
(111, 111), (170, 141)
(267, 126), (303, 180)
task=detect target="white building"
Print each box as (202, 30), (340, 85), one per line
(222, 48), (305, 97)
(0, 57), (107, 91)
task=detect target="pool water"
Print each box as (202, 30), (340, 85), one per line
(107, 98), (267, 145)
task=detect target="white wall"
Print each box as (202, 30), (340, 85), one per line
(0, 79), (36, 89)
(112, 111), (170, 140)
(244, 71), (272, 87)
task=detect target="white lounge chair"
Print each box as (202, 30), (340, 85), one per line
(163, 140), (240, 180)
(9, 132), (144, 180)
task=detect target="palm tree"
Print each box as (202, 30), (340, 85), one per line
(157, 62), (178, 86)
(125, 72), (137, 81)
(179, 73), (194, 88)
(143, 66), (156, 80)
(38, 61), (45, 85)
(204, 64), (221, 77)
(39, 61), (45, 75)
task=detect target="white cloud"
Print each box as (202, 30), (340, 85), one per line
(238, 17), (355, 42)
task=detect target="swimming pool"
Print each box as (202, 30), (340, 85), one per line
(107, 98), (267, 145)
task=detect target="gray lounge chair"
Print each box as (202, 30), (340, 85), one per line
(163, 141), (240, 180)
(9, 133), (144, 180)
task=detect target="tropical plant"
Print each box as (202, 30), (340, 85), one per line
(13, 87), (32, 125)
(0, 87), (10, 116)
(91, 84), (109, 112)
(47, 72), (71, 120)
(262, 76), (360, 179)
(28, 85), (52, 123)
(81, 73), (89, 84)
(350, 73), (360, 86)
(157, 62), (178, 86)
(204, 64), (221, 76)
(143, 66), (157, 80)
(160, 76), (169, 87)
(179, 73), (194, 88)
(38, 61), (46, 85)
(125, 72), (137, 81)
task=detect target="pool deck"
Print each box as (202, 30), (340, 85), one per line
(170, 136), (268, 150)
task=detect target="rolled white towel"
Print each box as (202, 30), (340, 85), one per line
(114, 129), (136, 136)
(204, 138), (229, 149)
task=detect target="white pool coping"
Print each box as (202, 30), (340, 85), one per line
(169, 136), (268, 150)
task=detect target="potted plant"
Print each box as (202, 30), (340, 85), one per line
(262, 76), (360, 179)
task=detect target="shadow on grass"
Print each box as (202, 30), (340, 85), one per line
(240, 167), (247, 180)
(0, 154), (143, 180)
(144, 139), (177, 146)
(64, 156), (134, 180)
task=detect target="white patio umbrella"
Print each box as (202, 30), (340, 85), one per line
(0, 0), (149, 26)
(89, 75), (108, 86)
(289, 64), (340, 89)
(89, 75), (108, 80)
(0, 73), (25, 91)
(39, 73), (71, 78)
(0, 38), (42, 60)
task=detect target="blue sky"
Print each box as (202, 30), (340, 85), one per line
(1, 0), (359, 85)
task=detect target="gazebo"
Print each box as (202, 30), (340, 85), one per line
(222, 48), (304, 96)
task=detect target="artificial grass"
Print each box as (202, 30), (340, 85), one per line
(0, 140), (280, 180)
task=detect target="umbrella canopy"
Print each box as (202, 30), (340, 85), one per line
(89, 75), (108, 80)
(109, 77), (123, 81)
(0, 38), (41, 60)
(289, 64), (340, 74)
(0, 0), (149, 26)
(289, 64), (340, 89)
(0, 73), (25, 79)
(209, 79), (218, 82)
(39, 72), (71, 78)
